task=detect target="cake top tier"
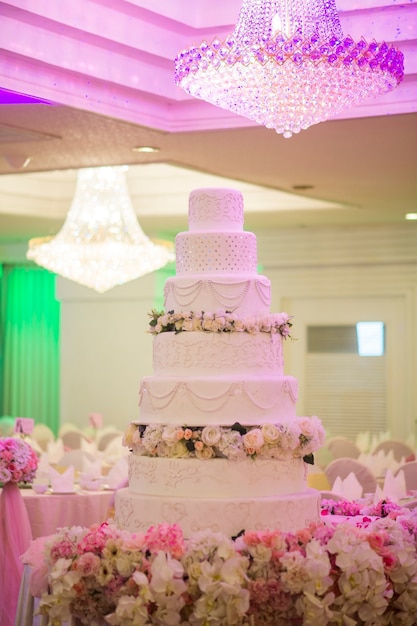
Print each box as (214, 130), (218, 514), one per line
(188, 188), (244, 232)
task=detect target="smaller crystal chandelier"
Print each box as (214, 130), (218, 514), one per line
(174, 0), (404, 138)
(27, 166), (175, 293)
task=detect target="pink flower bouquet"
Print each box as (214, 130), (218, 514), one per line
(0, 437), (38, 485)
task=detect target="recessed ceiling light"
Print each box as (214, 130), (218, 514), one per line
(405, 213), (417, 221)
(132, 146), (160, 153)
(292, 184), (314, 191)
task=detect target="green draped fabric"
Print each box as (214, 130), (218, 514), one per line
(0, 265), (60, 435)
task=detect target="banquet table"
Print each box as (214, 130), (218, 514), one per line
(1, 486), (114, 539)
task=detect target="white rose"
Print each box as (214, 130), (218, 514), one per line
(168, 441), (189, 458)
(162, 425), (180, 445)
(195, 445), (214, 460)
(261, 423), (280, 444)
(182, 319), (193, 332)
(202, 319), (214, 331)
(201, 425), (222, 446)
(233, 318), (245, 332)
(116, 554), (134, 577)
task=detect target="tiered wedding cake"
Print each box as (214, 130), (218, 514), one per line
(116, 188), (325, 537)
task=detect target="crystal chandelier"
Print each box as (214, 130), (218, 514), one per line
(174, 0), (404, 138)
(27, 166), (175, 293)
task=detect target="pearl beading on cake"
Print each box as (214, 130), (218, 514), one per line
(175, 232), (257, 274)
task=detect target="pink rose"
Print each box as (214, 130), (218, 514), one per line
(243, 428), (264, 452)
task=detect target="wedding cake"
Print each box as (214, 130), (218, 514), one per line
(116, 188), (325, 537)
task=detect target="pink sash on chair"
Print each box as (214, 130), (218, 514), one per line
(0, 482), (33, 626)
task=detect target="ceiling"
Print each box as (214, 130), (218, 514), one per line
(0, 0), (416, 254)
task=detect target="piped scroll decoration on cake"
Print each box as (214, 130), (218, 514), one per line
(152, 332), (284, 373)
(165, 461), (201, 488)
(128, 456), (158, 485)
(188, 188), (243, 228)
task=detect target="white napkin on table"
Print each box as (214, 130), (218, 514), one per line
(49, 465), (75, 493)
(47, 438), (65, 464)
(355, 431), (371, 453)
(82, 456), (102, 478)
(81, 438), (99, 457)
(374, 469), (407, 503)
(331, 472), (363, 500)
(106, 456), (128, 489)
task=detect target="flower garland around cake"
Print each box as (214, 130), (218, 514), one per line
(123, 417), (325, 464)
(27, 508), (417, 626)
(0, 436), (38, 485)
(148, 308), (293, 338)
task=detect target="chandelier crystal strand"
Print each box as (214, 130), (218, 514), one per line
(27, 166), (175, 293)
(174, 0), (404, 138)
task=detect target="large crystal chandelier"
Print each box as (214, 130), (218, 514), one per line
(175, 0), (404, 138)
(27, 166), (175, 293)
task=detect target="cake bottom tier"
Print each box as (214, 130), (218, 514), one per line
(115, 488), (321, 538)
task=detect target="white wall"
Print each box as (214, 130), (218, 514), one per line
(258, 222), (417, 440)
(57, 273), (156, 431)
(57, 222), (417, 440)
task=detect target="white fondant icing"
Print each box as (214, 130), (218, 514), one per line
(175, 231), (257, 274)
(139, 376), (298, 425)
(188, 188), (244, 232)
(152, 331), (284, 376)
(164, 275), (271, 315)
(116, 188), (322, 538)
(115, 488), (321, 538)
(128, 455), (307, 498)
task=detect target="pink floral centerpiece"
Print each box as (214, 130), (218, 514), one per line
(0, 436), (38, 485)
(25, 505), (417, 626)
(0, 437), (38, 626)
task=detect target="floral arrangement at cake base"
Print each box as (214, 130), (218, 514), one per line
(25, 503), (417, 626)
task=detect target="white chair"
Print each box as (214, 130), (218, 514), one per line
(372, 440), (415, 462)
(32, 423), (55, 451)
(97, 430), (122, 451)
(324, 458), (377, 494)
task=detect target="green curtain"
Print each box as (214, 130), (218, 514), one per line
(1, 265), (60, 434)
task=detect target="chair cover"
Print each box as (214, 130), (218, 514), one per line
(0, 482), (33, 626)
(97, 430), (122, 451)
(32, 423), (55, 452)
(372, 440), (415, 462)
(62, 431), (87, 450)
(394, 461), (417, 491)
(57, 450), (94, 471)
(324, 458), (377, 494)
(326, 436), (361, 460)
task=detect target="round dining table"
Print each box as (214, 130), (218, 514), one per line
(3, 485), (114, 539)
